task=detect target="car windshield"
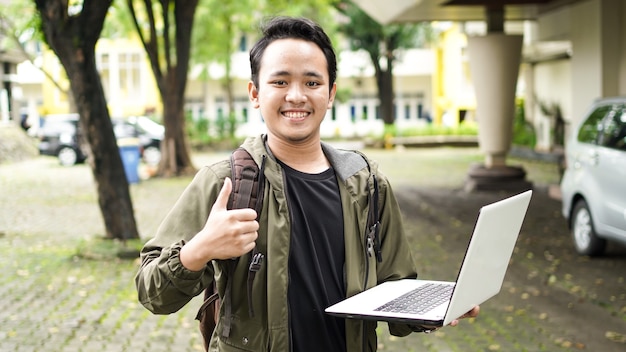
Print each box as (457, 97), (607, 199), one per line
(45, 121), (76, 134)
(130, 116), (164, 136)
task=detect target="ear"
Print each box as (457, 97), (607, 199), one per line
(248, 81), (260, 108)
(327, 82), (337, 109)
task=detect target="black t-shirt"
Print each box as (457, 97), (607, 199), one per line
(278, 160), (346, 351)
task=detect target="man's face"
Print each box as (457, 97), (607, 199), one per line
(248, 38), (336, 145)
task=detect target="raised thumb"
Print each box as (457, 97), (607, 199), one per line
(212, 177), (232, 211)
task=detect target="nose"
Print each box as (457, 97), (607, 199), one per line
(285, 84), (307, 104)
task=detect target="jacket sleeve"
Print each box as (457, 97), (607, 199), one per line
(374, 172), (421, 337)
(134, 164), (228, 314)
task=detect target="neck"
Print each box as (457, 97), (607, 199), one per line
(266, 135), (329, 173)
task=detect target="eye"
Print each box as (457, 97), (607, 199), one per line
(272, 80), (287, 86)
(306, 81), (320, 87)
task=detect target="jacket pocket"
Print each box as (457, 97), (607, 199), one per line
(216, 315), (268, 352)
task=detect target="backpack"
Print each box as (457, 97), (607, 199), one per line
(195, 147), (381, 351)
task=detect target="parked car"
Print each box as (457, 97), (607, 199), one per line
(38, 114), (164, 166)
(37, 114), (88, 166)
(560, 97), (626, 255)
(113, 116), (164, 165)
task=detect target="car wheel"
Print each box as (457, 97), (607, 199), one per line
(58, 146), (78, 166)
(571, 200), (606, 256)
(143, 146), (161, 165)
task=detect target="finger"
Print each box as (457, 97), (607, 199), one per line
(461, 306), (480, 319)
(212, 177), (232, 212)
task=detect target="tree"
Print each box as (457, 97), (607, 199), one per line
(126, 0), (199, 177)
(34, 0), (139, 240)
(191, 0), (252, 140)
(336, 1), (434, 125)
(0, 6), (69, 96)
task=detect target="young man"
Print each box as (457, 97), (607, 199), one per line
(135, 16), (478, 351)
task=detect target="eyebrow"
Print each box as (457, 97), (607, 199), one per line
(268, 70), (325, 80)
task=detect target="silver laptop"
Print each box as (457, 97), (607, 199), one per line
(326, 190), (532, 327)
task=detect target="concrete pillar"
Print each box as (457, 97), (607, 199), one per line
(467, 33), (522, 167)
(1, 89), (9, 123)
(464, 6), (532, 192)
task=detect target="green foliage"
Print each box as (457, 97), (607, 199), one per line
(214, 112), (237, 140)
(395, 121), (478, 137)
(101, 0), (137, 38)
(186, 111), (243, 149)
(334, 87), (352, 103)
(536, 97), (565, 147)
(192, 0), (336, 69)
(335, 1), (436, 54)
(186, 112), (211, 144)
(335, 1), (437, 126)
(0, 2), (42, 53)
(512, 98), (537, 148)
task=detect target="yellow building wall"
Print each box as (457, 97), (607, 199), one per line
(39, 50), (72, 115)
(433, 23), (477, 127)
(39, 37), (161, 119)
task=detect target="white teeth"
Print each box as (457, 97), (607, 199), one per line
(283, 111), (308, 118)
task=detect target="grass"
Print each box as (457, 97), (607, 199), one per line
(74, 237), (145, 260)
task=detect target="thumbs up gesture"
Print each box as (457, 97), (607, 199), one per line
(180, 177), (259, 271)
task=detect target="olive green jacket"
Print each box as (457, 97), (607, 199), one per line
(135, 135), (418, 351)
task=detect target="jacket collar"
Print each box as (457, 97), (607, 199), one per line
(241, 134), (370, 181)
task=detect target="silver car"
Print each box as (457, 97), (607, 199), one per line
(560, 97), (626, 255)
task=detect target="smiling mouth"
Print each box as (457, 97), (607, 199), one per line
(282, 111), (310, 120)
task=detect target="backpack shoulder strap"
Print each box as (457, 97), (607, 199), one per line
(196, 147), (265, 345)
(228, 147), (264, 213)
(227, 147), (265, 324)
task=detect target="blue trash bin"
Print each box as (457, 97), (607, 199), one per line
(118, 138), (140, 184)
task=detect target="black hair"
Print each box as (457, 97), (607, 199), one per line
(249, 16), (337, 92)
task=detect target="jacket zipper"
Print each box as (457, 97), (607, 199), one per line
(280, 167), (295, 352)
(361, 174), (374, 352)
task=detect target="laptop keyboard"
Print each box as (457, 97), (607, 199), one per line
(374, 283), (454, 314)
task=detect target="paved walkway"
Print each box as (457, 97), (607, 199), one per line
(1, 148), (624, 351)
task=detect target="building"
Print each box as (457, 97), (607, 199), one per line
(24, 29), (436, 140)
(13, 0), (624, 154)
(0, 0), (25, 127)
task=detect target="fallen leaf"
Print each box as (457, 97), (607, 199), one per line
(605, 331), (626, 343)
(488, 344), (500, 351)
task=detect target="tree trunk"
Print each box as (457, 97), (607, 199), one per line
(35, 0), (139, 240)
(158, 74), (194, 177)
(372, 53), (395, 125)
(129, 0), (198, 177)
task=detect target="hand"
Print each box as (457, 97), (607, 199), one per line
(448, 305), (480, 327)
(180, 177), (259, 271)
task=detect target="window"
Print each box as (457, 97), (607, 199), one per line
(119, 53), (141, 97)
(98, 53), (110, 99)
(577, 105), (610, 144)
(599, 105), (626, 151)
(239, 35), (247, 52)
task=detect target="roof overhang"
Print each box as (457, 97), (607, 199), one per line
(352, 0), (584, 24)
